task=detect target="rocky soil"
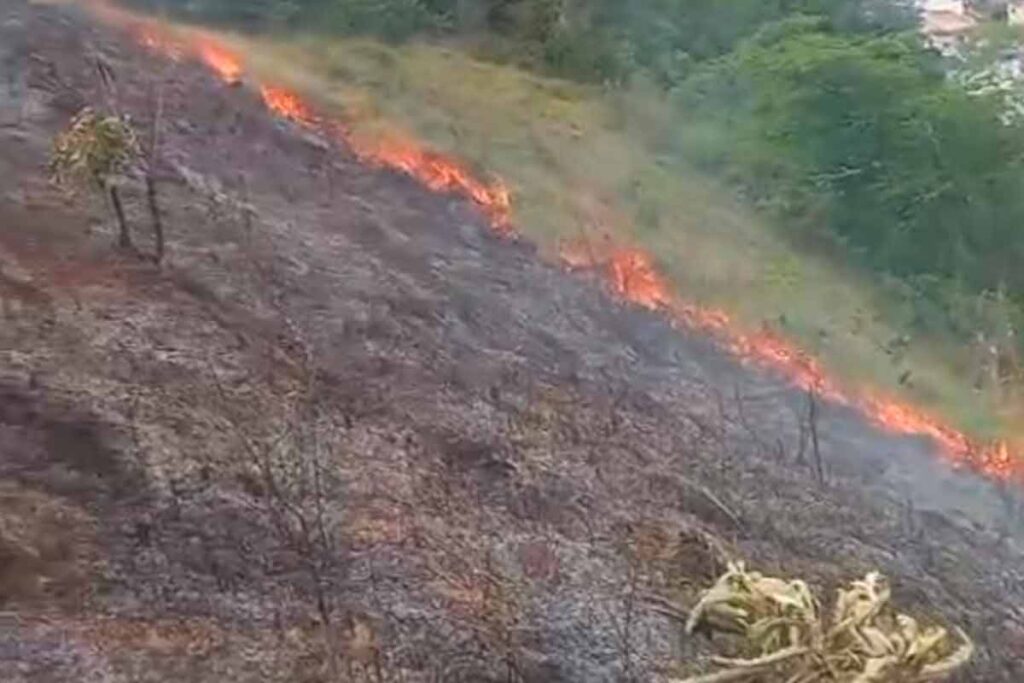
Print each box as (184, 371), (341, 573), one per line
(0, 1), (1022, 680)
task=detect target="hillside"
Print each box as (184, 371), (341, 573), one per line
(214, 21), (1024, 450)
(1, 0), (1023, 681)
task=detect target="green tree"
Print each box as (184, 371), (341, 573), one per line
(50, 107), (141, 250)
(678, 21), (1024, 300)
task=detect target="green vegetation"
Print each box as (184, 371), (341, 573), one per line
(50, 106), (140, 249)
(128, 1), (1024, 442)
(676, 20), (1024, 331)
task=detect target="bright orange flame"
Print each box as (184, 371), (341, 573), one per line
(91, 1), (512, 233)
(353, 136), (513, 234)
(726, 325), (838, 398)
(260, 85), (317, 125)
(108, 5), (242, 84)
(92, 1), (1024, 486)
(196, 39), (242, 84)
(606, 248), (674, 310)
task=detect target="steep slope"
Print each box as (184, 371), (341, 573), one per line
(0, 1), (1022, 681)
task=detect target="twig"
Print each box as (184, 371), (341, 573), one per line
(680, 476), (743, 532)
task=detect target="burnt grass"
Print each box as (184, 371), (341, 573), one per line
(0, 1), (1022, 681)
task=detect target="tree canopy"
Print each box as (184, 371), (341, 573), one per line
(677, 20), (1024, 303)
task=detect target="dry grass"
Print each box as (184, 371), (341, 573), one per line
(678, 562), (973, 682)
(0, 484), (97, 609)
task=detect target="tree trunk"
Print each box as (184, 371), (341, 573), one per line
(109, 184), (131, 250)
(146, 175), (164, 263)
(147, 85), (166, 263)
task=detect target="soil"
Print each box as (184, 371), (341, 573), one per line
(0, 1), (1022, 681)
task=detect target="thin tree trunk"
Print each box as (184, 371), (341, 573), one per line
(109, 185), (131, 249)
(147, 85), (166, 263)
(146, 175), (164, 262)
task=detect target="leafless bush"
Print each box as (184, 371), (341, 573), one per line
(206, 339), (350, 678)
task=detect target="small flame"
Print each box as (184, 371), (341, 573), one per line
(726, 325), (838, 398)
(353, 136), (513, 234)
(606, 248), (674, 310)
(196, 39), (242, 84)
(117, 6), (242, 85)
(260, 85), (317, 125)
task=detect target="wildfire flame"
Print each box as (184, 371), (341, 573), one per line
(196, 39), (243, 85)
(570, 243), (839, 398)
(260, 85), (317, 126)
(606, 248), (674, 311)
(565, 238), (1020, 481)
(93, 1), (1023, 485)
(259, 84), (513, 233)
(354, 136), (513, 234)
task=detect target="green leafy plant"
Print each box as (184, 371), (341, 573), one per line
(50, 106), (141, 249)
(677, 562), (973, 683)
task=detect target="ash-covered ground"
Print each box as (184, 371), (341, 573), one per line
(0, 1), (1022, 680)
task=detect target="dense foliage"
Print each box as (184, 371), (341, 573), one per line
(677, 20), (1024, 304)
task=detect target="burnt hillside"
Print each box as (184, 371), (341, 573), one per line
(0, 1), (1022, 681)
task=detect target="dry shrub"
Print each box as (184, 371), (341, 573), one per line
(676, 562), (973, 683)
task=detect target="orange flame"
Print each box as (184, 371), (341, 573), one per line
(257, 84), (512, 233)
(580, 244), (838, 398)
(353, 136), (513, 234)
(112, 5), (241, 84)
(562, 239), (1023, 482)
(97, 0), (511, 233)
(94, 2), (1023, 486)
(196, 39), (242, 84)
(606, 248), (674, 311)
(260, 85), (317, 125)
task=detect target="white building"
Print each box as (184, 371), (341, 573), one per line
(919, 0), (977, 53)
(1009, 1), (1024, 26)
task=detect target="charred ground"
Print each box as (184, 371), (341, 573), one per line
(0, 1), (1022, 681)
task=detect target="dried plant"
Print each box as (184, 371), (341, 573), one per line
(676, 562), (973, 683)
